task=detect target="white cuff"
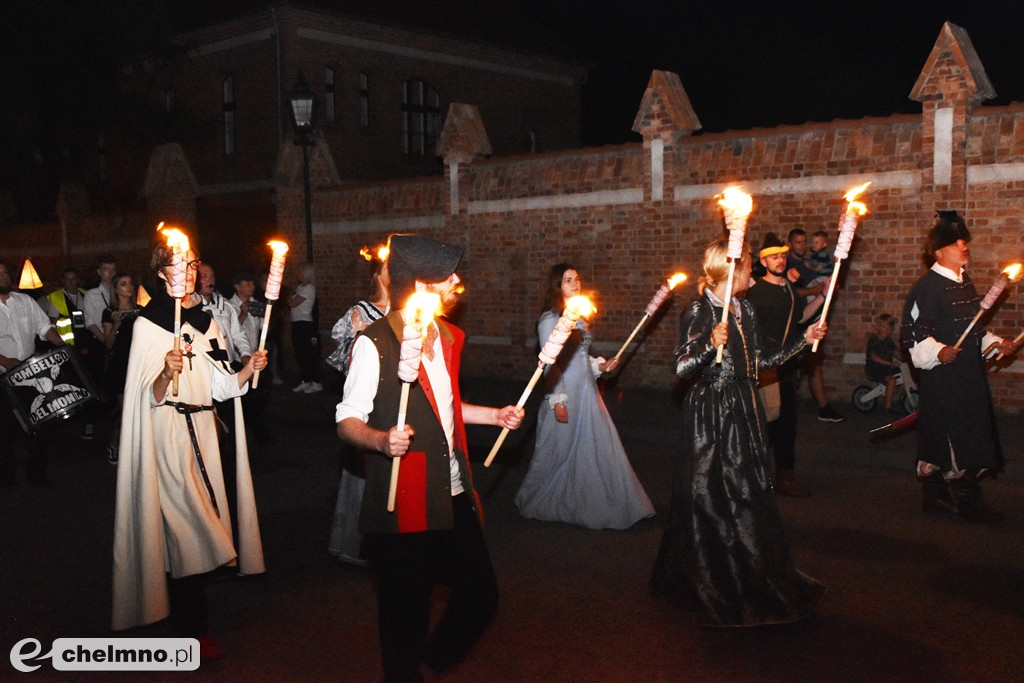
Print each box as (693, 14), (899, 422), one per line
(548, 393), (568, 409)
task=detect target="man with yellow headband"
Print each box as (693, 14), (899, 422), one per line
(747, 232), (812, 498)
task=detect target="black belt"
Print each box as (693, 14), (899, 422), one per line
(163, 401), (220, 518)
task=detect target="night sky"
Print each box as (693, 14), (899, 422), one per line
(4, 0), (1024, 151)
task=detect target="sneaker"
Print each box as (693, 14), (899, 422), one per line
(303, 381), (323, 394)
(106, 445), (118, 465)
(82, 423), (95, 440)
(292, 381), (311, 393)
(817, 404), (846, 422)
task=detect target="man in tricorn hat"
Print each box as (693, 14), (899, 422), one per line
(901, 211), (1016, 523)
(747, 232), (813, 497)
(336, 234), (524, 681)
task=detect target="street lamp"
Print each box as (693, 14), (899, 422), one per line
(289, 72), (316, 261)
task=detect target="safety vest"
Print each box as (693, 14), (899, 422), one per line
(45, 289), (86, 346)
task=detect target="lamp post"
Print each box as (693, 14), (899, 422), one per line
(289, 73), (316, 262)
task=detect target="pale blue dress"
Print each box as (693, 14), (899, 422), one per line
(515, 310), (655, 529)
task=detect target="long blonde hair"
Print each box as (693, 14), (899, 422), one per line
(697, 237), (751, 296)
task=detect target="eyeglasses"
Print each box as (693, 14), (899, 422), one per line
(162, 260), (202, 271)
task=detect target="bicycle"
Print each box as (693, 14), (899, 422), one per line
(852, 362), (919, 414)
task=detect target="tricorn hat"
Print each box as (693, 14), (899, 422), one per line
(927, 210), (970, 253)
(387, 234), (464, 299)
(758, 232), (790, 259)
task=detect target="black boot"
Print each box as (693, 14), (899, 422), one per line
(951, 471), (1004, 523)
(920, 471), (956, 514)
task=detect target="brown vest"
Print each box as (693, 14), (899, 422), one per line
(358, 312), (476, 534)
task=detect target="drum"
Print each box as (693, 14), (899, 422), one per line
(0, 347), (99, 434)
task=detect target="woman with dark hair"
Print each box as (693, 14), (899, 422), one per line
(112, 241), (266, 655)
(514, 263), (654, 529)
(326, 254), (390, 565)
(650, 238), (827, 627)
(101, 274), (141, 463)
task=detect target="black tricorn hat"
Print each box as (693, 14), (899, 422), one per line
(387, 234), (464, 299)
(758, 232), (790, 259)
(927, 210), (970, 253)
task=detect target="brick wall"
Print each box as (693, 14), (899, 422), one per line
(7, 22), (1023, 413)
(289, 24), (1024, 412)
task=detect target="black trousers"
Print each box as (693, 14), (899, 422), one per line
(167, 573), (209, 638)
(0, 391), (49, 485)
(290, 321), (320, 383)
(767, 377), (798, 471)
(366, 493), (498, 683)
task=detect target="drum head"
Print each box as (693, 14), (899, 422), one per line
(0, 347), (98, 434)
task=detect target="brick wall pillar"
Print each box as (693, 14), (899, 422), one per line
(631, 70), (701, 203)
(437, 103), (493, 216)
(910, 22), (995, 210)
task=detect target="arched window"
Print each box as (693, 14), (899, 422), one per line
(401, 80), (439, 156)
(223, 75), (235, 155)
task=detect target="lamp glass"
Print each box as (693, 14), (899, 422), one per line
(19, 258), (43, 289)
(290, 95), (314, 129)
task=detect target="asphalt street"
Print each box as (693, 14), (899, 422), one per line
(2, 377), (1023, 682)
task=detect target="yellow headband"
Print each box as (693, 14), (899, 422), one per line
(759, 245), (789, 259)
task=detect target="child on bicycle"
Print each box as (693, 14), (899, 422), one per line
(865, 313), (901, 411)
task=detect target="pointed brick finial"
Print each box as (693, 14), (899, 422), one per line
(437, 103), (492, 165)
(143, 143), (198, 199)
(632, 70), (701, 144)
(910, 22), (995, 106)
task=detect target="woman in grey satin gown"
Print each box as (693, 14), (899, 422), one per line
(650, 238), (827, 626)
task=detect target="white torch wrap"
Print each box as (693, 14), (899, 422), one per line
(980, 274), (1009, 310)
(265, 250), (287, 301)
(168, 257), (187, 298)
(644, 284), (671, 317)
(538, 308), (582, 365)
(397, 325), (424, 382)
(833, 212), (858, 260)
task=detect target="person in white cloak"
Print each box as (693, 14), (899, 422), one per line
(112, 242), (266, 653)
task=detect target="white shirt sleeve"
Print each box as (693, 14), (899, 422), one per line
(84, 288), (107, 331)
(906, 300), (944, 370)
(335, 335), (380, 424)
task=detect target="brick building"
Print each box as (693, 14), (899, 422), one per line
(103, 5), (586, 272)
(6, 21), (1024, 411)
(269, 21), (1024, 410)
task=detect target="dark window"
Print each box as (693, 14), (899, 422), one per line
(223, 75), (235, 155)
(359, 72), (369, 127)
(98, 133), (107, 183)
(401, 79), (439, 155)
(325, 67), (335, 122)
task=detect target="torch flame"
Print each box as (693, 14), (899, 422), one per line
(718, 187), (753, 219)
(667, 272), (688, 289)
(157, 223), (190, 252)
(403, 292), (442, 329)
(267, 240), (290, 256)
(1003, 263), (1022, 281)
(843, 181), (868, 202)
(360, 244), (390, 262)
(566, 295), (595, 318)
(846, 201), (869, 217)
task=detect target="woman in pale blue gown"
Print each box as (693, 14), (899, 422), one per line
(515, 263), (655, 529)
